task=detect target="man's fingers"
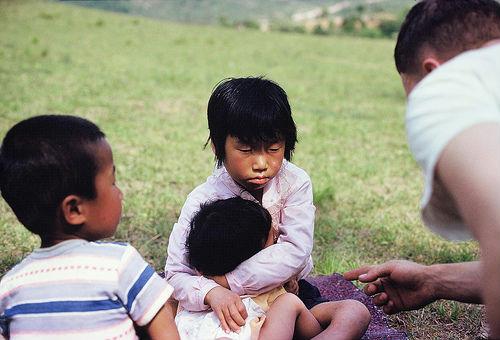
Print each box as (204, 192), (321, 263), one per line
(357, 263), (394, 282)
(344, 263), (393, 282)
(383, 300), (397, 315)
(343, 266), (371, 281)
(363, 281), (384, 296)
(372, 292), (389, 306)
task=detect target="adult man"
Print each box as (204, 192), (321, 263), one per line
(344, 0), (500, 337)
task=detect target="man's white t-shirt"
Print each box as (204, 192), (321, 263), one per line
(406, 42), (500, 240)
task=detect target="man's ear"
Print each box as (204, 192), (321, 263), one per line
(422, 57), (441, 75)
(60, 195), (87, 226)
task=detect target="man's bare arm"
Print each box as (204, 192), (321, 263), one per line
(437, 122), (500, 337)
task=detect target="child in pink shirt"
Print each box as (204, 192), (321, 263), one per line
(166, 77), (370, 339)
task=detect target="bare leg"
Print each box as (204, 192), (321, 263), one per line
(259, 293), (323, 340)
(309, 300), (371, 340)
(165, 297), (179, 316)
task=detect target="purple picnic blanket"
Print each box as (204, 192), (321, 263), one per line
(307, 273), (407, 340)
(158, 272), (407, 339)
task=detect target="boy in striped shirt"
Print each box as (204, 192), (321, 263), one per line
(0, 115), (179, 340)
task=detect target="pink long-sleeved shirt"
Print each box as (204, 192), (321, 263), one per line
(165, 160), (315, 311)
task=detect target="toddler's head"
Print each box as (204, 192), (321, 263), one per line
(186, 197), (271, 276)
(0, 115), (122, 246)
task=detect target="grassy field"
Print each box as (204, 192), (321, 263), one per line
(0, 1), (483, 338)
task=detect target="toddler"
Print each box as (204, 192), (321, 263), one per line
(0, 115), (179, 340)
(176, 197), (369, 339)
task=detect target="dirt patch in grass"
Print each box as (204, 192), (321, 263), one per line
(389, 302), (487, 339)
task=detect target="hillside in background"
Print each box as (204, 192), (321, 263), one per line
(61, 0), (412, 37)
(61, 0), (410, 25)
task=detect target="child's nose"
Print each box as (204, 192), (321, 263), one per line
(252, 154), (268, 171)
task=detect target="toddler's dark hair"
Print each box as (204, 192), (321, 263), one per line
(207, 76), (297, 167)
(0, 115), (105, 236)
(395, 0), (500, 74)
(186, 197), (272, 276)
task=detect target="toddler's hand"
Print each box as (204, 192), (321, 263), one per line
(284, 278), (299, 295)
(205, 286), (248, 333)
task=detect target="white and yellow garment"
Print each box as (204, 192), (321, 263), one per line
(175, 287), (286, 340)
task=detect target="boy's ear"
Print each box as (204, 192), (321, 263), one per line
(61, 195), (87, 226)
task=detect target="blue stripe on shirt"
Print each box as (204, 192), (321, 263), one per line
(4, 299), (123, 317)
(126, 265), (155, 311)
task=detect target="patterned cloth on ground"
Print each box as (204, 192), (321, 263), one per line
(306, 274), (407, 340)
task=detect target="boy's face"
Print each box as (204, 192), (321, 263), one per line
(223, 136), (285, 193)
(80, 139), (123, 240)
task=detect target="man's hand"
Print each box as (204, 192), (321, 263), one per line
(344, 260), (436, 314)
(205, 286), (248, 333)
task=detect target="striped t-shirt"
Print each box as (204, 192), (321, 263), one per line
(0, 239), (173, 339)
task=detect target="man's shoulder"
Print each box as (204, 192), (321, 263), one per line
(415, 43), (500, 94)
(444, 42), (500, 71)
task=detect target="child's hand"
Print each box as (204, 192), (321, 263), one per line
(205, 286), (248, 333)
(284, 278), (299, 295)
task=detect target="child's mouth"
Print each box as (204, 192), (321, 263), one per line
(248, 177), (269, 185)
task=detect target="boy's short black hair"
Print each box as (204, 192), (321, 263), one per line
(0, 115), (105, 236)
(186, 197), (272, 276)
(207, 76), (297, 167)
(395, 0), (500, 74)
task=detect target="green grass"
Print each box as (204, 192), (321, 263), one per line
(0, 1), (482, 338)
